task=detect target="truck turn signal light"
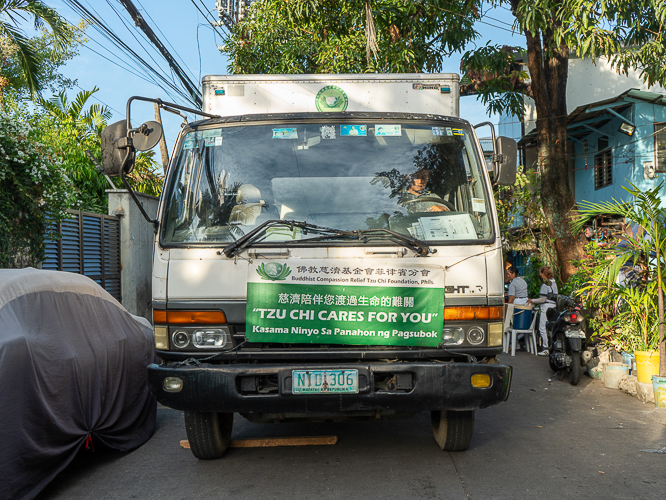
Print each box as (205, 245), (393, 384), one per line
(443, 306), (503, 321)
(153, 310), (227, 325)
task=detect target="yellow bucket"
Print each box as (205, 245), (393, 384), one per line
(635, 351), (660, 384)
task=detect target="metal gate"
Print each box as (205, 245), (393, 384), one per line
(43, 210), (121, 301)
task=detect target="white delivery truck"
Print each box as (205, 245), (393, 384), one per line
(99, 74), (516, 459)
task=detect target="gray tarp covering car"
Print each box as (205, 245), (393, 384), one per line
(0, 268), (156, 500)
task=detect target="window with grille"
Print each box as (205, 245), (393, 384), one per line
(594, 137), (612, 190)
(655, 123), (666, 173)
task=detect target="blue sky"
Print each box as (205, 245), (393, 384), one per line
(47, 1), (522, 164)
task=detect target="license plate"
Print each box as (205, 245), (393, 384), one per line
(292, 369), (359, 394)
(565, 330), (585, 339)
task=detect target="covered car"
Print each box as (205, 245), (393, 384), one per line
(0, 268), (156, 500)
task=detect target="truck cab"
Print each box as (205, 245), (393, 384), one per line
(101, 74), (514, 458)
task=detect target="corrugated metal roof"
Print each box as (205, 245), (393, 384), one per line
(627, 89), (666, 103)
(478, 137), (494, 153)
(519, 88), (666, 147)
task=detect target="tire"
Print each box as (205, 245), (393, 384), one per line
(185, 411), (233, 459)
(431, 410), (475, 452)
(569, 351), (581, 386)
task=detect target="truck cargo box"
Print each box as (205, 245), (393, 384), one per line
(202, 73), (459, 117)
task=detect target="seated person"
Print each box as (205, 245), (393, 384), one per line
(398, 168), (451, 213)
(228, 184), (266, 225)
(506, 265), (528, 305)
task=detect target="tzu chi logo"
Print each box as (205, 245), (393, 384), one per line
(256, 262), (292, 281)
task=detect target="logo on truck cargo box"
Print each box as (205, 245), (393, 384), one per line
(315, 86), (349, 112)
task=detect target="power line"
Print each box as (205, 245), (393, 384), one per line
(134, 0), (198, 82)
(189, 0), (227, 38)
(118, 0), (203, 107)
(63, 0), (198, 107)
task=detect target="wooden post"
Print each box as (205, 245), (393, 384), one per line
(154, 102), (169, 168)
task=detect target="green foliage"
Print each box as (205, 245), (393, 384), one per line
(0, 1), (74, 97)
(130, 150), (163, 197)
(222, 0), (481, 74)
(0, 104), (73, 267)
(461, 43), (528, 117)
(562, 0), (666, 89)
(38, 87), (163, 212)
(38, 87), (114, 213)
(462, 0), (666, 117)
(573, 183), (666, 355)
(495, 170), (559, 281)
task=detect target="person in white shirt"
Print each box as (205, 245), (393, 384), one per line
(506, 266), (528, 305)
(528, 266), (558, 356)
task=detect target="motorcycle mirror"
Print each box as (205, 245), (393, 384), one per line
(133, 120), (163, 152)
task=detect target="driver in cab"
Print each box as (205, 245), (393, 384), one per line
(399, 168), (450, 213)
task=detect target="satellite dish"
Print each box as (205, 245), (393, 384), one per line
(133, 120), (163, 151)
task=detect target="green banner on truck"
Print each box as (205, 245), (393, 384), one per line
(246, 260), (445, 347)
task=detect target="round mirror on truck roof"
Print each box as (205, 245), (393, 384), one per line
(133, 120), (163, 152)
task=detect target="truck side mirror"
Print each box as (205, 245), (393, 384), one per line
(494, 136), (517, 185)
(101, 120), (135, 176)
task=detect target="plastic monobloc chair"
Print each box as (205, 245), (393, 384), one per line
(505, 306), (538, 356)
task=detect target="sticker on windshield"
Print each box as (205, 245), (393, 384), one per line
(452, 128), (464, 136)
(341, 125), (367, 137)
(375, 125), (401, 136)
(432, 127), (447, 136)
(320, 125), (336, 140)
(472, 198), (486, 212)
(214, 136), (223, 146)
(204, 137), (216, 147)
(182, 133), (197, 149)
(273, 128), (298, 139)
(202, 129), (222, 138)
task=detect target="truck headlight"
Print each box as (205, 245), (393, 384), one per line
(442, 327), (464, 345)
(169, 326), (232, 350)
(172, 330), (190, 348)
(466, 326), (485, 345)
(193, 329), (228, 348)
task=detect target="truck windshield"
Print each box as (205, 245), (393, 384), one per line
(161, 121), (493, 245)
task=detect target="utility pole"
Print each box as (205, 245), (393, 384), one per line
(154, 102), (169, 168)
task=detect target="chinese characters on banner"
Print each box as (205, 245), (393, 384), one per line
(246, 260), (445, 347)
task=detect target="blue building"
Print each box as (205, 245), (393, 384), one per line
(567, 89), (666, 204)
(519, 89), (666, 205)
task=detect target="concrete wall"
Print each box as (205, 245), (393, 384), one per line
(524, 56), (666, 135)
(573, 101), (666, 204)
(107, 190), (158, 321)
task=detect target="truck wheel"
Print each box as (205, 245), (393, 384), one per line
(431, 410), (474, 451)
(569, 352), (581, 386)
(184, 411), (233, 459)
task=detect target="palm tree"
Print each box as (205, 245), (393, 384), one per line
(0, 0), (71, 98)
(39, 86), (112, 140)
(39, 86), (164, 199)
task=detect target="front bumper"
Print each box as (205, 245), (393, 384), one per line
(147, 361), (512, 413)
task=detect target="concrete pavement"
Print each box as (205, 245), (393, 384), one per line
(39, 352), (666, 499)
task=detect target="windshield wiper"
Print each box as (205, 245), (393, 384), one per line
(222, 220), (347, 258)
(301, 228), (435, 257)
(223, 221), (435, 258)
(354, 229), (435, 257)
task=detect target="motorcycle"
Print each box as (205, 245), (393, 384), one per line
(544, 293), (592, 385)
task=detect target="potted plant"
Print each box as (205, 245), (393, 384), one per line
(573, 183), (666, 389)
